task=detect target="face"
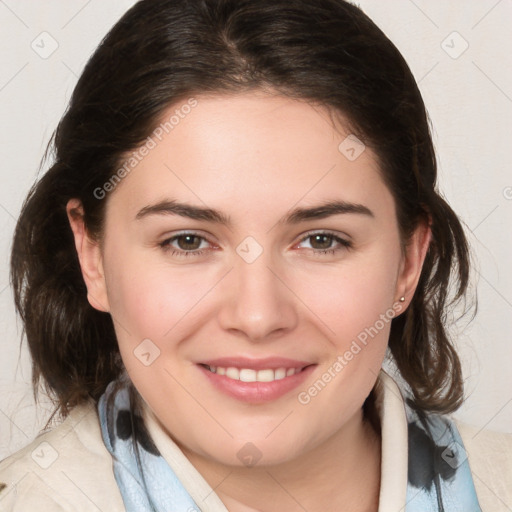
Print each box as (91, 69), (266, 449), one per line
(70, 91), (429, 467)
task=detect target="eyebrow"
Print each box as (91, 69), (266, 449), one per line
(135, 199), (374, 225)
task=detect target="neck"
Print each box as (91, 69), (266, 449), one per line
(179, 406), (381, 512)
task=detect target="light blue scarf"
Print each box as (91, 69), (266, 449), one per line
(98, 378), (481, 512)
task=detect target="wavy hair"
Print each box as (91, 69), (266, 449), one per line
(11, 0), (473, 423)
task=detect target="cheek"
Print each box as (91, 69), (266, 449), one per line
(291, 264), (397, 431)
(103, 247), (215, 335)
(292, 245), (401, 344)
(104, 227), (402, 354)
(288, 241), (402, 408)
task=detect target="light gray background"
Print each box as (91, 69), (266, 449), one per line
(1, 1), (511, 460)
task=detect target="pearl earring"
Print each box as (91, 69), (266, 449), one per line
(399, 296), (405, 302)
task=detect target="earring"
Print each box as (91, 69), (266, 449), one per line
(399, 296), (405, 302)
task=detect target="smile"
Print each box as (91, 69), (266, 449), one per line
(203, 365), (305, 382)
(197, 359), (316, 403)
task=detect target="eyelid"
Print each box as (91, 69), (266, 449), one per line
(158, 230), (217, 253)
(159, 229), (215, 244)
(158, 229), (352, 257)
(292, 230), (353, 256)
(295, 229), (351, 245)
(160, 229), (348, 242)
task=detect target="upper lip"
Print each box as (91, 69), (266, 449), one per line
(198, 357), (314, 371)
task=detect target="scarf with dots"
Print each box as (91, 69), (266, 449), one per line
(98, 379), (481, 512)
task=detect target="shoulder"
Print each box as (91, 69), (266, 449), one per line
(454, 418), (512, 512)
(0, 401), (124, 512)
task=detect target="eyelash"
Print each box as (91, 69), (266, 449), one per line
(159, 231), (352, 258)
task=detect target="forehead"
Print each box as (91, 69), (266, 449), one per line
(106, 92), (392, 222)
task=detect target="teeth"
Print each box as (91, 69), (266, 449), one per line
(206, 365), (302, 382)
(275, 368), (286, 380)
(226, 367), (239, 380)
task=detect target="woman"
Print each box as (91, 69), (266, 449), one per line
(0, 0), (510, 510)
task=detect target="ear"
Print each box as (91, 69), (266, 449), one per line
(66, 198), (110, 312)
(395, 216), (432, 310)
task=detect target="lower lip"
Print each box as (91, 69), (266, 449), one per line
(198, 364), (317, 403)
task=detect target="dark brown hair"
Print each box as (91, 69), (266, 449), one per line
(11, 0), (473, 423)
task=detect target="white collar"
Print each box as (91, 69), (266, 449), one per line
(374, 370), (408, 511)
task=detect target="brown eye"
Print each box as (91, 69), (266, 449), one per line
(159, 232), (211, 257)
(175, 234), (202, 251)
(296, 231), (352, 255)
(309, 234), (334, 250)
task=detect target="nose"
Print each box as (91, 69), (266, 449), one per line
(217, 251), (298, 342)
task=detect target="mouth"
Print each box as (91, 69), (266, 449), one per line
(199, 364), (309, 383)
(197, 358), (316, 403)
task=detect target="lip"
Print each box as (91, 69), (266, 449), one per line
(199, 356), (313, 371)
(197, 358), (317, 404)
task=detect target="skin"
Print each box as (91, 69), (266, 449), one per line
(67, 91), (431, 511)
